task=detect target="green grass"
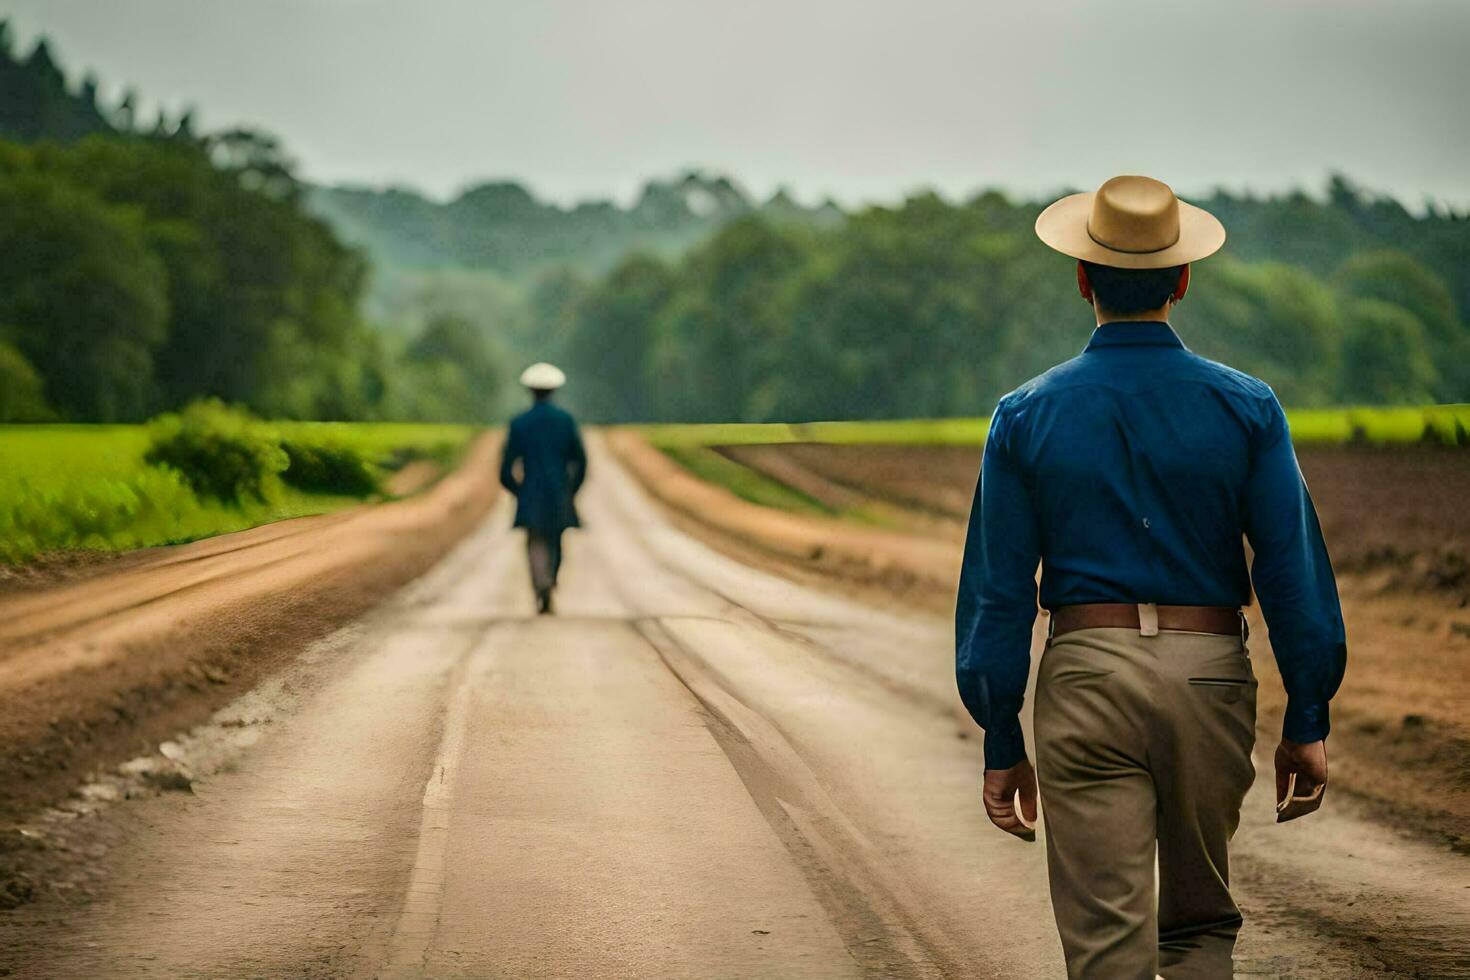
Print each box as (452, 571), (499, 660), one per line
(643, 405), (1470, 450)
(1287, 405), (1470, 445)
(659, 446), (833, 517)
(0, 422), (478, 564)
(270, 421), (476, 467)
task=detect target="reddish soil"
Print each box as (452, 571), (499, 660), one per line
(735, 442), (1470, 595)
(1299, 447), (1470, 594)
(631, 436), (1470, 851)
(773, 443), (980, 523)
(717, 445), (964, 541)
(1248, 584), (1470, 850)
(0, 434), (501, 829)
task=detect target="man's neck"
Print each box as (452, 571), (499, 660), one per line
(1093, 305), (1172, 327)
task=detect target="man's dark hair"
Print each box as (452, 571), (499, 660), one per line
(1082, 261), (1185, 316)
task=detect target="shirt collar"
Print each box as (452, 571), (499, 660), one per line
(1084, 321), (1186, 352)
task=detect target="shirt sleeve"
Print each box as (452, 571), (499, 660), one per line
(566, 419), (588, 494)
(955, 401), (1042, 770)
(499, 423), (523, 495)
(1242, 395), (1347, 745)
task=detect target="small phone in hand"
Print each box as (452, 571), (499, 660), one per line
(1276, 771), (1326, 822)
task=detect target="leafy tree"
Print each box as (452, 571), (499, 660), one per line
(0, 173), (167, 420)
(1338, 299), (1439, 405)
(0, 30), (114, 143)
(670, 217), (812, 421)
(0, 33), (386, 423)
(208, 128), (301, 202)
(408, 314), (501, 381)
(1333, 250), (1469, 400)
(388, 359), (472, 423)
(1186, 260), (1342, 407)
(563, 255), (675, 421)
(527, 267), (591, 367)
(399, 314), (506, 422)
(0, 340), (51, 421)
(0, 134), (377, 420)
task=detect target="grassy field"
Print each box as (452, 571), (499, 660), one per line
(268, 421), (474, 466)
(0, 423), (477, 564)
(642, 405), (1470, 450)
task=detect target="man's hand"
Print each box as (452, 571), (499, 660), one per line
(983, 760), (1039, 841)
(1274, 738), (1328, 822)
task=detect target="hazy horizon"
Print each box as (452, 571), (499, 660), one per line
(5, 0), (1468, 210)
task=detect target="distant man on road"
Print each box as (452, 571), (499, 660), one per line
(500, 362), (586, 615)
(956, 176), (1347, 978)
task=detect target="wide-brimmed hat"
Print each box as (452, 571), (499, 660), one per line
(519, 362), (566, 390)
(1035, 175), (1225, 269)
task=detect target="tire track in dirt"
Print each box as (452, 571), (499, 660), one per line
(638, 617), (969, 980)
(605, 430), (1470, 979)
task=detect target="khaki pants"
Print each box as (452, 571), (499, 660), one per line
(1035, 626), (1257, 980)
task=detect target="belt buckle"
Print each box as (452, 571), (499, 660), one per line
(1138, 603), (1159, 637)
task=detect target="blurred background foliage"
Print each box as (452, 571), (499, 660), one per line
(1, 24), (1467, 426)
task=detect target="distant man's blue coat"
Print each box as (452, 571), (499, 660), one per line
(499, 401), (586, 534)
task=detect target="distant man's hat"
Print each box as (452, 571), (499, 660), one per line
(520, 362), (566, 390)
(1035, 175), (1225, 269)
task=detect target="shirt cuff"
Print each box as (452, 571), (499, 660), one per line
(983, 716), (1027, 770)
(1282, 699), (1331, 745)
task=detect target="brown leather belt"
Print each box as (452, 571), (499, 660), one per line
(1050, 603), (1243, 639)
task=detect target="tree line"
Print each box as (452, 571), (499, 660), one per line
(541, 182), (1470, 423)
(0, 26), (506, 424)
(0, 132), (511, 423)
(2, 26), (1465, 425)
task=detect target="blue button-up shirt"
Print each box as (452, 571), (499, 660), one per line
(955, 320), (1347, 770)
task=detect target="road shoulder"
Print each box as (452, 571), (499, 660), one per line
(0, 433), (501, 839)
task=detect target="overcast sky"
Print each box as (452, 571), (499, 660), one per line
(6, 0), (1467, 208)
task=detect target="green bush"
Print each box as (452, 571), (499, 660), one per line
(380, 439), (464, 472)
(279, 438), (379, 497)
(0, 340), (52, 422)
(144, 401), (288, 503)
(1, 422), (475, 564)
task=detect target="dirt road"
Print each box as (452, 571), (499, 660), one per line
(641, 437), (1470, 851)
(3, 436), (1467, 978)
(0, 436), (500, 828)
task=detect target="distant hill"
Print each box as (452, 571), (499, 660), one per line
(306, 172), (845, 281)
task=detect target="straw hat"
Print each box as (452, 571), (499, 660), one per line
(519, 362), (566, 390)
(1035, 175), (1225, 269)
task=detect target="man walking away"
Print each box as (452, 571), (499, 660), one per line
(500, 362), (586, 615)
(955, 176), (1347, 979)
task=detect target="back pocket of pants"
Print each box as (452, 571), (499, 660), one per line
(1188, 676), (1249, 703)
(1047, 666), (1111, 683)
